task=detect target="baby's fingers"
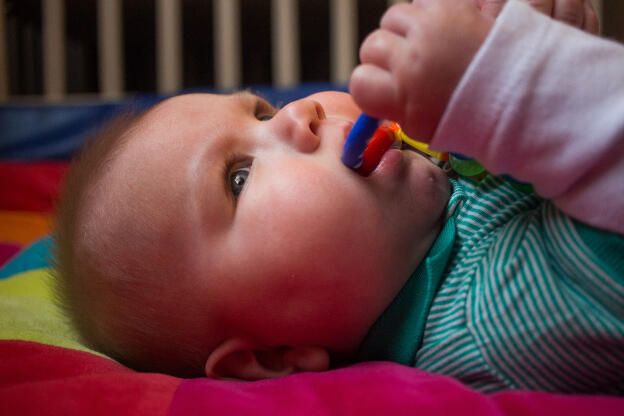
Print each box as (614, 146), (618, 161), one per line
(380, 2), (422, 37)
(476, 0), (507, 18)
(359, 29), (406, 71)
(478, 0), (599, 34)
(524, 0), (555, 15)
(349, 64), (403, 122)
(553, 0), (584, 28)
(582, 0), (600, 34)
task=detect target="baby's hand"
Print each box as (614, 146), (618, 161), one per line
(349, 0), (493, 143)
(478, 0), (600, 34)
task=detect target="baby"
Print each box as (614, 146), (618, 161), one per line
(53, 0), (624, 393)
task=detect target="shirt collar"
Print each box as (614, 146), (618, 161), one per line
(356, 198), (457, 365)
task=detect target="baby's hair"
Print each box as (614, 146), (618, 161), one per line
(52, 111), (142, 353)
(52, 109), (213, 377)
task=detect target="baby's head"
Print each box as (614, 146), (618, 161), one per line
(54, 91), (450, 379)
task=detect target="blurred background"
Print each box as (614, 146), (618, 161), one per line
(0, 0), (621, 103)
(1, 0), (397, 101)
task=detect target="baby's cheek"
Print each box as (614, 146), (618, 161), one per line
(263, 169), (377, 254)
(302, 180), (391, 269)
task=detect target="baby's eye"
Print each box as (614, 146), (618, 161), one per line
(230, 166), (250, 197)
(254, 97), (277, 121)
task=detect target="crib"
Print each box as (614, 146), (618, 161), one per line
(0, 0), (418, 102)
(2, 1), (624, 415)
(0, 0), (613, 101)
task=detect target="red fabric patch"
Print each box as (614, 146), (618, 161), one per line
(0, 242), (20, 267)
(0, 162), (68, 212)
(169, 362), (624, 416)
(0, 340), (181, 416)
(3, 341), (623, 415)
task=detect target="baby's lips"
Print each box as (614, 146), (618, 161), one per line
(357, 125), (398, 176)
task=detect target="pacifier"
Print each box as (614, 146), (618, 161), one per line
(341, 113), (533, 193)
(341, 114), (447, 176)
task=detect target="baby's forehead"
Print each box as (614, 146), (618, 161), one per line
(108, 90), (268, 195)
(97, 93), (241, 215)
(127, 91), (261, 156)
(128, 94), (221, 141)
(147, 92), (248, 118)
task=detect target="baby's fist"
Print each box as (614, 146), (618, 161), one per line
(478, 0), (600, 34)
(349, 0), (493, 143)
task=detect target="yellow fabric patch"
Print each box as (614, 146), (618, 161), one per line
(0, 268), (108, 358)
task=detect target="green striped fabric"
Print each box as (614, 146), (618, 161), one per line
(416, 176), (624, 393)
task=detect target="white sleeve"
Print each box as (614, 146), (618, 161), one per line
(429, 0), (624, 234)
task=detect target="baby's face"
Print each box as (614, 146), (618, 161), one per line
(101, 92), (449, 357)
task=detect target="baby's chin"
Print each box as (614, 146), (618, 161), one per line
(403, 150), (451, 207)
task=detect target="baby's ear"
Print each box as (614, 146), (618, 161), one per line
(204, 337), (330, 381)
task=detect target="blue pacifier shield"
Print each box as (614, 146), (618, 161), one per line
(341, 114), (380, 170)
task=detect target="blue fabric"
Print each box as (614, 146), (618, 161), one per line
(0, 98), (159, 160)
(0, 236), (54, 280)
(0, 83), (346, 161)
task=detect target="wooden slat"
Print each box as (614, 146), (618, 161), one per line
(330, 0), (356, 85)
(42, 0), (66, 100)
(272, 0), (299, 87)
(0, 0), (8, 101)
(214, 0), (241, 90)
(97, 0), (124, 99)
(156, 0), (182, 94)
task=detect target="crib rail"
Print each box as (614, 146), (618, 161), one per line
(0, 0), (7, 100)
(98, 0), (123, 99)
(0, 0), (410, 102)
(0, 0), (605, 102)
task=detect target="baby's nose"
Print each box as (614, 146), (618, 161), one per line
(273, 99), (325, 152)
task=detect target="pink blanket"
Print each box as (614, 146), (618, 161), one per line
(2, 340), (624, 416)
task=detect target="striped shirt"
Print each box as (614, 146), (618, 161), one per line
(415, 176), (624, 393)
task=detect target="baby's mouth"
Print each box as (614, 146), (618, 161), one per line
(341, 117), (446, 176)
(357, 127), (443, 176)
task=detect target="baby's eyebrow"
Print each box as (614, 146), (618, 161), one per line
(232, 90), (259, 105)
(232, 90), (274, 112)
